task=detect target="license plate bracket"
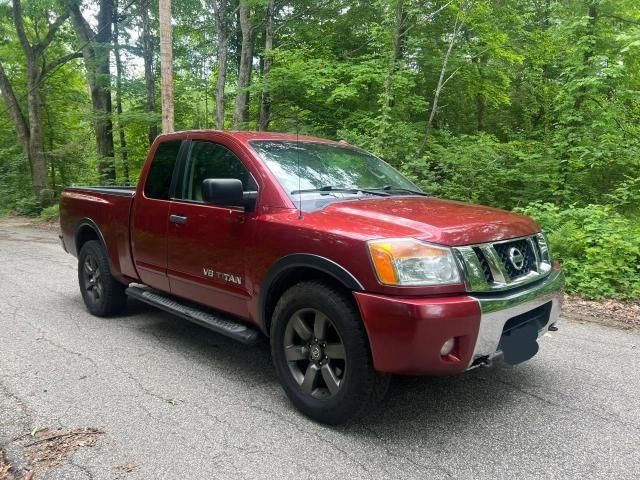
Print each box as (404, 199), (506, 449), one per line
(498, 302), (552, 365)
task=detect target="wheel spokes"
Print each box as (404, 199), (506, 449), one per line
(321, 364), (340, 395)
(325, 343), (346, 359)
(313, 312), (328, 340)
(285, 345), (307, 361)
(84, 260), (94, 275)
(284, 307), (347, 399)
(301, 364), (319, 394)
(291, 314), (313, 341)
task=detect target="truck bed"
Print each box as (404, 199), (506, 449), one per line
(59, 185), (139, 284)
(64, 186), (136, 197)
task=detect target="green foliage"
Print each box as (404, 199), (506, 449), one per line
(403, 133), (561, 210)
(520, 203), (640, 300)
(1, 0), (639, 299)
(14, 196), (42, 216)
(38, 204), (60, 222)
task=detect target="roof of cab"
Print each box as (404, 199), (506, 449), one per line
(156, 129), (342, 145)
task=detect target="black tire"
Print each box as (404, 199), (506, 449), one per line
(78, 240), (127, 317)
(270, 280), (389, 425)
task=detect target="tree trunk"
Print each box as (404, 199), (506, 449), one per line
(233, 0), (254, 129)
(26, 60), (49, 199)
(416, 15), (463, 158)
(473, 54), (487, 132)
(475, 92), (486, 131)
(258, 0), (275, 131)
(141, 0), (158, 144)
(159, 0), (174, 132)
(3, 0), (69, 203)
(377, 0), (405, 148)
(0, 63), (30, 159)
(96, 0), (115, 182)
(114, 0), (130, 184)
(212, 0), (228, 130)
(70, 0), (116, 183)
(573, 2), (598, 110)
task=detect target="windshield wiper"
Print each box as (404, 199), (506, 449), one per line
(290, 186), (391, 197)
(371, 185), (428, 196)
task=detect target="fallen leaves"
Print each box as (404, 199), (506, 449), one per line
(113, 462), (141, 477)
(563, 295), (640, 330)
(7, 427), (106, 480)
(1, 449), (15, 480)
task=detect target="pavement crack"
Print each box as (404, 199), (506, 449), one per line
(360, 424), (454, 479)
(69, 458), (96, 480)
(484, 375), (640, 432)
(249, 404), (374, 479)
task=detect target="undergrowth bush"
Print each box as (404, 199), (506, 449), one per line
(39, 204), (60, 222)
(519, 202), (640, 300)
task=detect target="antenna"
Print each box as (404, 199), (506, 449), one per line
(296, 120), (303, 219)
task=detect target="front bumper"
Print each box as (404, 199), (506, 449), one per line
(354, 268), (564, 375)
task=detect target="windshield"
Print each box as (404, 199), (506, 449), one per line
(249, 141), (422, 203)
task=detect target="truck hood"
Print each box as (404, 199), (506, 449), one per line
(307, 196), (539, 246)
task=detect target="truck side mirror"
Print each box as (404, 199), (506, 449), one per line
(201, 178), (244, 207)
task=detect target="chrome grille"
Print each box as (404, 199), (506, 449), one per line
(473, 247), (494, 283)
(454, 233), (552, 292)
(493, 238), (536, 279)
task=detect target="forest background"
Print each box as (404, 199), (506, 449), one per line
(1, 0), (639, 299)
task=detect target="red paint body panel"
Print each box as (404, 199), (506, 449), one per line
(354, 292), (482, 375)
(59, 130), (550, 376)
(303, 197), (539, 246)
(59, 189), (137, 284)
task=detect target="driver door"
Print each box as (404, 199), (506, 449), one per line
(166, 140), (258, 318)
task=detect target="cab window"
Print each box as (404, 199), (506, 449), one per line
(144, 141), (182, 200)
(179, 141), (257, 202)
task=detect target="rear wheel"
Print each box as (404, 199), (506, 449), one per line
(271, 281), (388, 425)
(78, 240), (126, 317)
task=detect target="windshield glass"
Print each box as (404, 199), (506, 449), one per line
(249, 141), (421, 200)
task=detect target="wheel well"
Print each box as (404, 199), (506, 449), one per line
(75, 224), (101, 255)
(262, 267), (354, 335)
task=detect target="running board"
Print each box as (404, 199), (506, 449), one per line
(125, 285), (261, 345)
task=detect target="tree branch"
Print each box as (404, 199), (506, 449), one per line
(36, 11), (71, 53)
(12, 0), (32, 54)
(44, 51), (84, 75)
(600, 14), (640, 25)
(0, 62), (30, 147)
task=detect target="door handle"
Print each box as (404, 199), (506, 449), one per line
(169, 214), (188, 224)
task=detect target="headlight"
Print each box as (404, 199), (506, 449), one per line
(536, 232), (552, 261)
(367, 238), (461, 286)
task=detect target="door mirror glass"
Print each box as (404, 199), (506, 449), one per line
(201, 178), (244, 206)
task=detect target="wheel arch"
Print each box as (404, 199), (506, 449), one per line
(258, 254), (364, 336)
(74, 219), (107, 257)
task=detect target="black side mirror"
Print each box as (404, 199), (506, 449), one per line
(202, 178), (244, 206)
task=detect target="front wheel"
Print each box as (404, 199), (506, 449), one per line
(270, 281), (388, 425)
(78, 240), (126, 317)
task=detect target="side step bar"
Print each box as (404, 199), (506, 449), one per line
(125, 285), (261, 345)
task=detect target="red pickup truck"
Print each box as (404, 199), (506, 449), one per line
(60, 130), (564, 424)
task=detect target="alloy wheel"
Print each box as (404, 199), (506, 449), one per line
(82, 254), (103, 304)
(283, 308), (347, 399)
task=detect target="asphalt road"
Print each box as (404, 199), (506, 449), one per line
(1, 220), (639, 480)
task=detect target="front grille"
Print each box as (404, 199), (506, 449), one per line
(454, 233), (551, 292)
(493, 239), (537, 280)
(473, 247), (494, 283)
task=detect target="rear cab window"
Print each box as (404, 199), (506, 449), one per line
(144, 141), (182, 200)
